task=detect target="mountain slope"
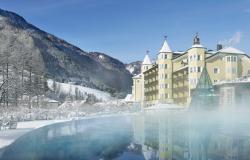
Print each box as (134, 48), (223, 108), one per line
(0, 9), (132, 97)
(126, 61), (142, 76)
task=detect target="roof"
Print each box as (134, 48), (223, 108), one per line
(217, 47), (245, 54)
(159, 39), (172, 53)
(191, 44), (204, 48)
(133, 73), (142, 78)
(206, 47), (248, 61)
(124, 94), (133, 102)
(142, 54), (152, 65)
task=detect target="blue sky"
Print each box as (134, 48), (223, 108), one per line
(1, 0), (250, 63)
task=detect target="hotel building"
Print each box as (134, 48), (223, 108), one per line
(132, 34), (250, 107)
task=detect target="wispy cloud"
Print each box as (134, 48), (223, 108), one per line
(219, 32), (242, 46)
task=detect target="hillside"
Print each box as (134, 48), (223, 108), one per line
(0, 9), (132, 97)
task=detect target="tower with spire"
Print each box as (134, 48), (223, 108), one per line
(187, 33), (206, 104)
(141, 51), (152, 73)
(157, 36), (173, 104)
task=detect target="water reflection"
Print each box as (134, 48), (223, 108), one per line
(1, 116), (139, 160)
(2, 111), (250, 160)
(132, 110), (250, 160)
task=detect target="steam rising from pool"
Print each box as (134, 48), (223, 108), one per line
(2, 108), (250, 160)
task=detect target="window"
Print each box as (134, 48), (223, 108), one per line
(165, 64), (168, 69)
(165, 83), (169, 89)
(161, 74), (164, 79)
(214, 68), (219, 74)
(193, 54), (197, 60)
(197, 66), (201, 72)
(165, 54), (168, 59)
(197, 55), (201, 61)
(233, 56), (237, 62)
(226, 56), (237, 62)
(248, 70), (250, 75)
(214, 80), (218, 83)
(190, 56), (192, 61)
(162, 64), (164, 69)
(190, 67), (193, 73)
(165, 74), (168, 79)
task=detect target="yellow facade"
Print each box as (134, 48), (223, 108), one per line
(132, 35), (250, 107)
(132, 74), (143, 103)
(144, 64), (158, 106)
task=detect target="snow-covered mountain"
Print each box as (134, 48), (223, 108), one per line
(0, 9), (132, 97)
(126, 61), (142, 76)
(47, 79), (112, 102)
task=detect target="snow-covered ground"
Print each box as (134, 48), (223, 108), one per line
(0, 120), (68, 149)
(47, 79), (112, 101)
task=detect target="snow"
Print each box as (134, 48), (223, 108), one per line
(191, 44), (204, 48)
(142, 55), (152, 65)
(126, 66), (135, 74)
(214, 76), (250, 85)
(159, 40), (172, 53)
(0, 120), (68, 149)
(217, 47), (245, 54)
(133, 73), (142, 78)
(47, 79), (112, 101)
(124, 94), (133, 102)
(98, 55), (105, 60)
(174, 51), (185, 54)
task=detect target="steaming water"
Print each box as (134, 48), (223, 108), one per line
(1, 110), (250, 160)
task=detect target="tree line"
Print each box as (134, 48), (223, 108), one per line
(0, 37), (48, 108)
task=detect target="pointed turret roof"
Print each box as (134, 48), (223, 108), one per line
(159, 37), (172, 53)
(142, 54), (152, 65)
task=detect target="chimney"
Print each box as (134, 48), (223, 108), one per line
(217, 44), (223, 51)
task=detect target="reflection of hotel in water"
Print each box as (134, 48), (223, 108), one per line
(132, 112), (250, 160)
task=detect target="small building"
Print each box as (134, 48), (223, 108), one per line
(124, 94), (133, 104)
(31, 96), (60, 108)
(214, 76), (250, 110)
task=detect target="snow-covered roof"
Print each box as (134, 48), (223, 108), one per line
(217, 47), (245, 54)
(159, 40), (172, 53)
(133, 73), (142, 78)
(191, 44), (204, 48)
(124, 94), (133, 102)
(142, 54), (152, 65)
(174, 51), (185, 54)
